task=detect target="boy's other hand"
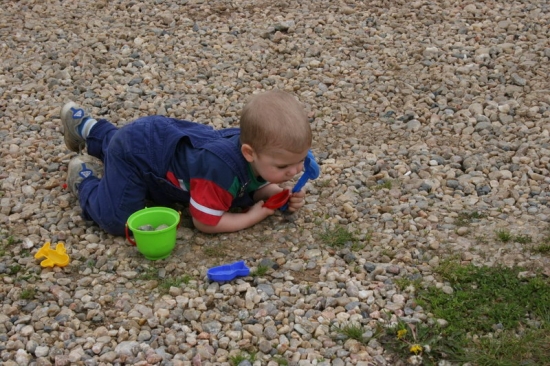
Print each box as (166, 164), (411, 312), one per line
(250, 200), (276, 219)
(286, 189), (305, 212)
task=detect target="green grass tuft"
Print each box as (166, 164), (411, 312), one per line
(514, 234), (532, 244)
(158, 275), (192, 292)
(0, 233), (20, 257)
(138, 267), (192, 293)
(229, 351), (256, 366)
(454, 211), (486, 227)
(20, 287), (36, 300)
(251, 264), (269, 277)
(495, 229), (513, 242)
(320, 226), (354, 248)
(273, 356), (289, 365)
(203, 245), (226, 257)
(533, 243), (550, 254)
(333, 322), (368, 342)
(374, 180), (393, 190)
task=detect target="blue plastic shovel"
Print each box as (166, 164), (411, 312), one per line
(280, 150), (320, 211)
(207, 260), (250, 282)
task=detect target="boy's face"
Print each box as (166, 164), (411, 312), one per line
(242, 145), (310, 184)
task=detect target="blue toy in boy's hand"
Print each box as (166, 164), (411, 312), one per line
(207, 260), (250, 282)
(280, 150), (320, 211)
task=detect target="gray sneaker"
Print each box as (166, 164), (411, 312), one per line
(60, 101), (88, 152)
(67, 155), (103, 196)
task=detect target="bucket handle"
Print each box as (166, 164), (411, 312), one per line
(125, 211), (181, 246)
(125, 223), (137, 246)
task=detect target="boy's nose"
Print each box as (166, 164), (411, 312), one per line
(292, 163), (304, 176)
(286, 166), (299, 177)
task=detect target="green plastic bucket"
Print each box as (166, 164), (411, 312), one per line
(125, 207), (180, 260)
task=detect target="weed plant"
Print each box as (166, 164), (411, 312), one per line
(229, 351), (256, 366)
(272, 356), (289, 365)
(374, 180), (393, 190)
(533, 243), (550, 254)
(454, 211), (486, 227)
(495, 229), (512, 242)
(158, 275), (192, 292)
(533, 227), (550, 253)
(251, 264), (269, 277)
(138, 267), (192, 293)
(20, 287), (36, 300)
(381, 321), (464, 365)
(320, 226), (354, 247)
(320, 225), (369, 251)
(203, 245), (226, 257)
(514, 234), (532, 244)
(332, 322), (368, 342)
(0, 232), (19, 256)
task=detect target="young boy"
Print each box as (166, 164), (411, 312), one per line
(61, 90), (312, 236)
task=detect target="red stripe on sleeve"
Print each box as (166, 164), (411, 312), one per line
(189, 178), (233, 226)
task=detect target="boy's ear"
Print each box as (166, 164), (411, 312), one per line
(241, 144), (256, 162)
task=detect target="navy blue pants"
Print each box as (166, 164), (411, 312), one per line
(78, 119), (191, 236)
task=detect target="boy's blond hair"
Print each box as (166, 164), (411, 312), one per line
(240, 90), (312, 154)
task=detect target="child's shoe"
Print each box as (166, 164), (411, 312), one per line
(67, 155), (103, 196)
(60, 101), (88, 152)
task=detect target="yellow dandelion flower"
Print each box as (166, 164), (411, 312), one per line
(397, 329), (407, 339)
(410, 344), (423, 354)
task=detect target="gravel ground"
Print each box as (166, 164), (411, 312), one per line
(1, 0), (550, 365)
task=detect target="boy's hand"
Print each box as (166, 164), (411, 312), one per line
(286, 189), (306, 212)
(249, 200), (276, 218)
